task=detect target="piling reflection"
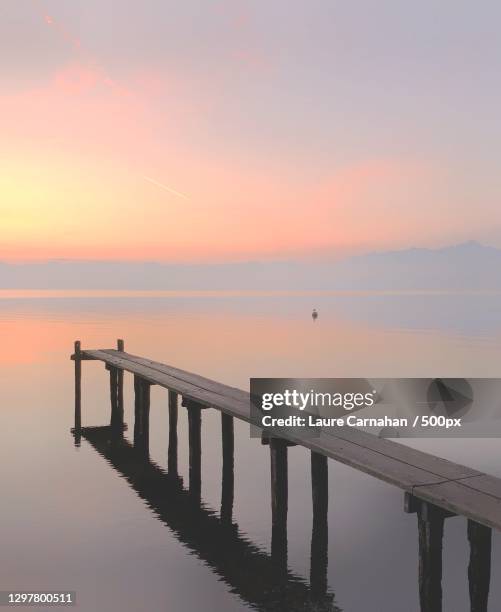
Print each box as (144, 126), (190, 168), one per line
(133, 375), (151, 457)
(221, 413), (234, 523)
(310, 453), (328, 599)
(182, 398), (203, 502)
(467, 520), (491, 612)
(270, 437), (288, 581)
(417, 503), (444, 612)
(79, 425), (339, 612)
(168, 390), (178, 476)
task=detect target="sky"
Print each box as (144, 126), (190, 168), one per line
(2, 0), (501, 262)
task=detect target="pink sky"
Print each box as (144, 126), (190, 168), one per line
(1, 2), (500, 262)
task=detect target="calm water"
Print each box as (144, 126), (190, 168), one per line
(2, 291), (501, 611)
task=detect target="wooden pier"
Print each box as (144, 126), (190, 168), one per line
(72, 340), (499, 612)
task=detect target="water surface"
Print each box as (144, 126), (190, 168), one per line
(2, 291), (501, 611)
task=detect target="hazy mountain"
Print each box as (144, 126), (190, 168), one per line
(1, 241), (500, 290)
(328, 241), (501, 290)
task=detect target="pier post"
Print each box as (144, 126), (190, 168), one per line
(417, 502), (444, 612)
(134, 376), (151, 456)
(116, 339), (124, 425)
(74, 340), (82, 443)
(270, 437), (288, 577)
(183, 398), (203, 501)
(467, 520), (491, 612)
(168, 390), (179, 477)
(134, 375), (141, 446)
(108, 340), (124, 433)
(220, 413), (234, 523)
(109, 367), (122, 434)
(310, 452), (328, 598)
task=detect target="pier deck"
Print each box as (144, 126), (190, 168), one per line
(74, 347), (501, 531)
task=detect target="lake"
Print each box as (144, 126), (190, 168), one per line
(2, 290), (501, 611)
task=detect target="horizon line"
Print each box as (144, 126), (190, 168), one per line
(0, 239), (493, 266)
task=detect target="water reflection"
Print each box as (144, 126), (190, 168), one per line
(2, 293), (501, 611)
(79, 425), (339, 612)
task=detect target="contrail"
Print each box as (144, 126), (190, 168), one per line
(143, 176), (190, 200)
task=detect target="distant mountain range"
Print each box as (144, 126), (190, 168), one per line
(1, 241), (500, 290)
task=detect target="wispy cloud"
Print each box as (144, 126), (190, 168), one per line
(143, 176), (190, 200)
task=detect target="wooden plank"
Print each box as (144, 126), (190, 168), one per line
(304, 432), (446, 490)
(71, 353), (97, 361)
(96, 350), (368, 422)
(101, 349), (249, 404)
(326, 428), (481, 481)
(82, 350), (250, 420)
(411, 479), (501, 530)
(455, 474), (501, 500)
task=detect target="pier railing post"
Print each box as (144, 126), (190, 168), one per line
(168, 390), (179, 477)
(310, 452), (328, 598)
(221, 413), (234, 523)
(270, 437), (288, 577)
(74, 340), (82, 443)
(468, 519), (491, 612)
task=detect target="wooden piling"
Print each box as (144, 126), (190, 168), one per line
(109, 340), (124, 433)
(468, 519), (491, 612)
(142, 382), (150, 453)
(310, 452), (328, 597)
(109, 367), (121, 433)
(74, 341), (82, 437)
(168, 390), (179, 477)
(116, 339), (124, 426)
(221, 413), (234, 523)
(133, 375), (141, 446)
(417, 502), (444, 612)
(183, 398), (203, 500)
(270, 437), (288, 576)
(134, 375), (150, 456)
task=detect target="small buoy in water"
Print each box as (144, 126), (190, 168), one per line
(312, 308), (318, 321)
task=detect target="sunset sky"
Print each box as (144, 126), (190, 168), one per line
(2, 1), (501, 262)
